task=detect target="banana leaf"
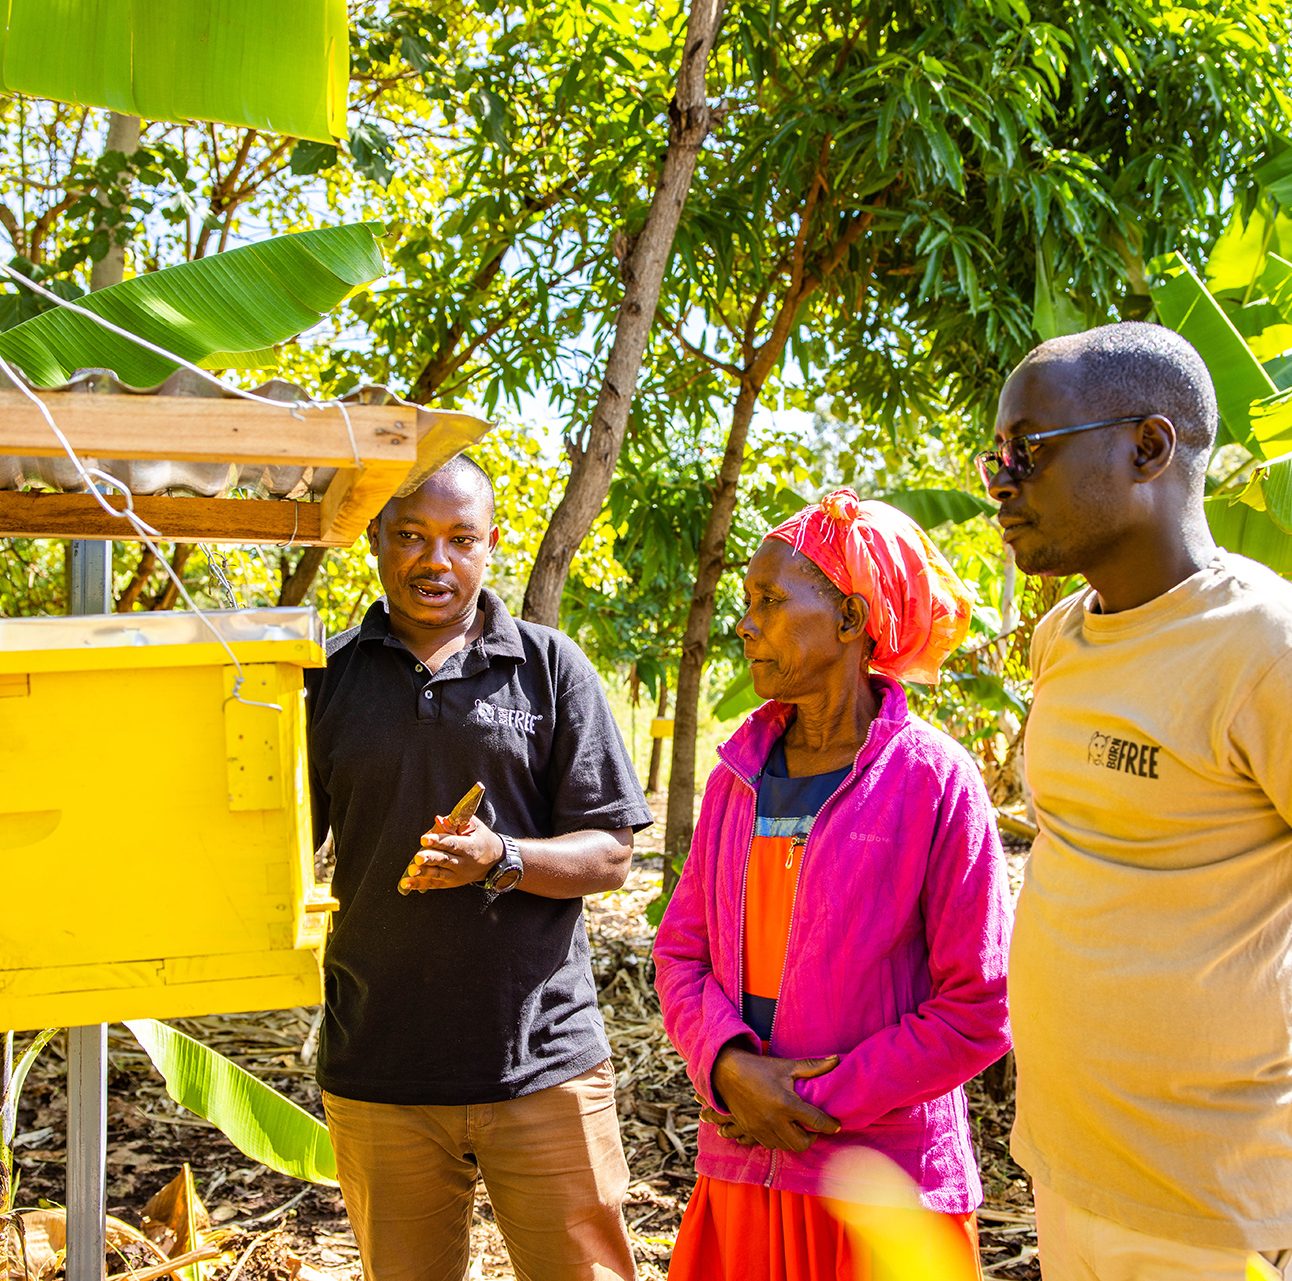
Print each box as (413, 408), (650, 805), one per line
(1205, 491), (1292, 576)
(0, 0), (347, 143)
(1204, 201), (1292, 300)
(712, 667), (761, 721)
(1264, 457), (1292, 531)
(0, 222), (384, 388)
(875, 487), (994, 529)
(1, 1028), (56, 1155)
(1235, 457), (1292, 531)
(2, 1028), (58, 1214)
(1151, 252), (1275, 453)
(126, 1019), (338, 1187)
(1251, 389), (1292, 457)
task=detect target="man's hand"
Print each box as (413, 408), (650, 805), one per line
(708, 1045), (841, 1152)
(401, 815), (504, 892)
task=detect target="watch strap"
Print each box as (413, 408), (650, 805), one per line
(482, 833), (523, 898)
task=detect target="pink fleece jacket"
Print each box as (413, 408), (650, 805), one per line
(653, 676), (1013, 1210)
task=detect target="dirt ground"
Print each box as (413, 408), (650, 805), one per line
(11, 845), (1038, 1279)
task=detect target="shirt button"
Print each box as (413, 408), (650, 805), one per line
(414, 664), (424, 673)
(423, 689), (433, 699)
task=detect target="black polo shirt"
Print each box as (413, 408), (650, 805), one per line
(306, 589), (652, 1105)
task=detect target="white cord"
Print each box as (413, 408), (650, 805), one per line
(0, 350), (281, 712)
(0, 252), (387, 710)
(0, 258), (366, 468)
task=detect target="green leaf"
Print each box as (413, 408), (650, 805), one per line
(1151, 252), (1274, 452)
(1032, 242), (1084, 340)
(0, 222), (384, 387)
(1250, 387), (1292, 456)
(1205, 202), (1273, 299)
(1253, 136), (1292, 206)
(126, 1019), (338, 1187)
(2, 1029), (57, 1153)
(1259, 252), (1292, 323)
(1241, 457), (1292, 532)
(1224, 299), (1292, 363)
(2, 1028), (58, 1213)
(198, 347), (280, 371)
(1265, 458), (1292, 532)
(290, 140), (340, 176)
(1264, 351), (1292, 390)
(712, 667), (761, 721)
(1205, 493), (1292, 574)
(944, 670), (1028, 717)
(350, 122), (395, 185)
(874, 488), (994, 529)
(470, 87), (510, 151)
(0, 0), (348, 143)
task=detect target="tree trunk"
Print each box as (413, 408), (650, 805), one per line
(656, 205), (871, 886)
(279, 546), (327, 607)
(91, 114), (140, 293)
(149, 544), (193, 610)
(70, 113), (141, 612)
(271, 188), (579, 612)
(646, 676), (669, 794)
(521, 0), (725, 626)
(662, 376), (762, 888)
(115, 547), (157, 611)
(982, 1049), (1015, 1104)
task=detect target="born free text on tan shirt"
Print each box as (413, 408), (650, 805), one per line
(1011, 552), (1292, 1251)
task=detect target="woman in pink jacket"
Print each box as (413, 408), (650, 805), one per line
(654, 491), (1013, 1281)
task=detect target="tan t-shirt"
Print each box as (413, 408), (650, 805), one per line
(1011, 552), (1292, 1249)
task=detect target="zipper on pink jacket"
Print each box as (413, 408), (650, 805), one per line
(717, 754), (759, 1083)
(750, 718), (882, 1189)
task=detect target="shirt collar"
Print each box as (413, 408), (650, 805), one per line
(357, 587), (526, 663)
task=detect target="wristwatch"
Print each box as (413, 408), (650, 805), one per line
(482, 834), (524, 898)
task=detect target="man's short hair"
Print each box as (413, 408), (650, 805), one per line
(384, 453), (495, 523)
(1025, 322), (1218, 484)
(434, 453), (495, 522)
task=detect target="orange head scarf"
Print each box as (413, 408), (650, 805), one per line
(764, 489), (973, 685)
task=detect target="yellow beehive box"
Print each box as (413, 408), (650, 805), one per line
(0, 607), (333, 1031)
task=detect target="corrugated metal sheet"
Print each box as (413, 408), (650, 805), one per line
(0, 366), (413, 498)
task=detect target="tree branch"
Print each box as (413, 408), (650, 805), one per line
(522, 0), (728, 626)
(668, 319), (742, 378)
(28, 193), (79, 264)
(409, 177), (578, 402)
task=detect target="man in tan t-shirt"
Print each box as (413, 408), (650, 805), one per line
(978, 321), (1292, 1281)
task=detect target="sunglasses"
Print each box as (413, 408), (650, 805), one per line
(974, 416), (1149, 489)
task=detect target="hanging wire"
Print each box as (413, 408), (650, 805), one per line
(0, 351), (281, 712)
(0, 258), (367, 469)
(203, 544), (241, 610)
(0, 254), (387, 713)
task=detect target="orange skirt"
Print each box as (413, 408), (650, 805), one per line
(669, 1176), (982, 1281)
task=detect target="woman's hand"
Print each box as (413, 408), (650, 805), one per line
(708, 1046), (841, 1151)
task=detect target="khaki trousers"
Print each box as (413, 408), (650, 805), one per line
(1034, 1184), (1292, 1281)
(323, 1062), (635, 1281)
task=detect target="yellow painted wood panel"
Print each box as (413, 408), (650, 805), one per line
(0, 638), (329, 1027)
(0, 949), (323, 1033)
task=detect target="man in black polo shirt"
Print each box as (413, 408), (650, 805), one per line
(306, 455), (652, 1281)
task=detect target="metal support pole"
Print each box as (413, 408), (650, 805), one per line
(66, 538), (110, 1281)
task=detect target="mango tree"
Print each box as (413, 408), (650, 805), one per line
(653, 0), (1292, 875)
